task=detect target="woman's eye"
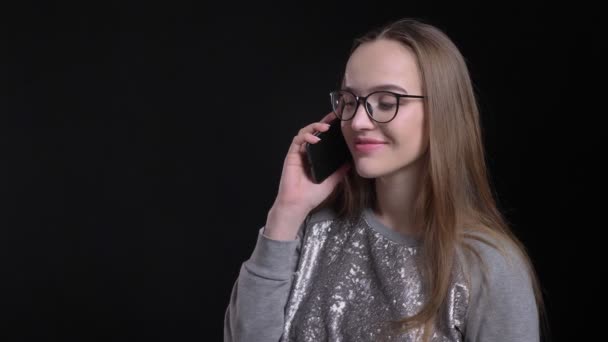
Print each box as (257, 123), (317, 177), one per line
(379, 102), (396, 110)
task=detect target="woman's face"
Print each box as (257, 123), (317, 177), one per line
(341, 38), (428, 179)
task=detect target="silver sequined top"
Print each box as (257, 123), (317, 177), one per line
(281, 207), (468, 342)
(224, 206), (539, 342)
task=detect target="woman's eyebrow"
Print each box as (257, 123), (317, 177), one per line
(342, 84), (409, 94)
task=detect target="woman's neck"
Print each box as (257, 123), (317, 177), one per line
(373, 159), (424, 237)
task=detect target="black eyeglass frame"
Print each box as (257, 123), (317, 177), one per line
(329, 89), (426, 123)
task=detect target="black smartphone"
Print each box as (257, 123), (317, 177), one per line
(305, 119), (352, 184)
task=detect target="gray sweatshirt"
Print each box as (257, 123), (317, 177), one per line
(224, 207), (539, 341)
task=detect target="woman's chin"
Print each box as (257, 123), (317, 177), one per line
(354, 163), (384, 179)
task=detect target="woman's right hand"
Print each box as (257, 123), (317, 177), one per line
(265, 112), (351, 239)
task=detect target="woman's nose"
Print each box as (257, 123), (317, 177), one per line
(349, 102), (375, 129)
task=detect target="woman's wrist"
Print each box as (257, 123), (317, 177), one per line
(263, 205), (309, 241)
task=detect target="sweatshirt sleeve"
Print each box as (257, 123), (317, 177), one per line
(464, 240), (540, 342)
(224, 217), (308, 342)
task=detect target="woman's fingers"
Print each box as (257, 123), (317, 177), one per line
(288, 120), (333, 155)
(321, 112), (338, 124)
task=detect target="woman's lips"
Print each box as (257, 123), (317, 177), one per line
(355, 143), (386, 153)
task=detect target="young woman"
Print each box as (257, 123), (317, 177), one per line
(224, 18), (546, 342)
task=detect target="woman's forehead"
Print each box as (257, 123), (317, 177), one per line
(344, 39), (420, 93)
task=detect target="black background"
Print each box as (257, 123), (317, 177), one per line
(3, 2), (603, 341)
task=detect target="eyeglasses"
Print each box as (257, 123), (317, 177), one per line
(329, 90), (425, 123)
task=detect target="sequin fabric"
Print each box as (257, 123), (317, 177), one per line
(281, 208), (469, 341)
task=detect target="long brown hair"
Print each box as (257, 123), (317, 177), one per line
(312, 18), (548, 340)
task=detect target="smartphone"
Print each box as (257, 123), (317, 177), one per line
(305, 119), (352, 184)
